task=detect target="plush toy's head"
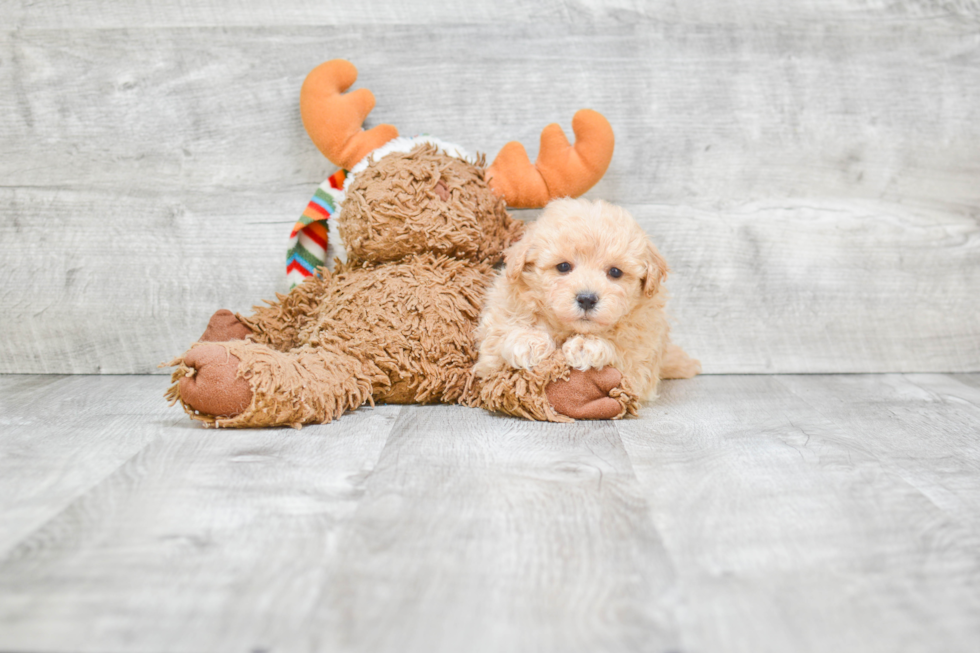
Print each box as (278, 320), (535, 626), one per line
(340, 140), (520, 265)
(299, 60), (615, 266)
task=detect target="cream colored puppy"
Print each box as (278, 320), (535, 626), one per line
(474, 198), (699, 401)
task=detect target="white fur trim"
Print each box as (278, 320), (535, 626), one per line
(343, 135), (473, 192)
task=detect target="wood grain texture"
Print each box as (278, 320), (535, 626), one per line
(1, 373), (980, 652)
(0, 375), (401, 652)
(308, 406), (678, 653)
(648, 200), (980, 373)
(0, 375), (175, 555)
(0, 187), (299, 374)
(2, 8), (980, 373)
(619, 373), (980, 653)
(2, 0), (978, 28)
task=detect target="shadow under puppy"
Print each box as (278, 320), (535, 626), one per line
(474, 198), (700, 416)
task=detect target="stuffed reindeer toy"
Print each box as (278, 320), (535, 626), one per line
(166, 59), (638, 427)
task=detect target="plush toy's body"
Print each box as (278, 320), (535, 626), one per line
(166, 60), (638, 427)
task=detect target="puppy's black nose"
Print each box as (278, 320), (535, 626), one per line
(576, 292), (599, 311)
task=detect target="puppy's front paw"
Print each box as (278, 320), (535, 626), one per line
(502, 330), (556, 370)
(562, 336), (616, 371)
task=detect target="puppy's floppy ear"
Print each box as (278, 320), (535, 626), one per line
(641, 241), (669, 297)
(504, 224), (535, 283)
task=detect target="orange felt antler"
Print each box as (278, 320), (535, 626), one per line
(300, 60), (399, 170)
(486, 109), (615, 209)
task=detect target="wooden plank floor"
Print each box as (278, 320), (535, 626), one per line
(1, 373), (979, 652)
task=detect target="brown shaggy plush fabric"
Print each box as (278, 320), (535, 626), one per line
(289, 253), (495, 405)
(169, 253), (497, 427)
(166, 145), (636, 427)
(341, 144), (523, 265)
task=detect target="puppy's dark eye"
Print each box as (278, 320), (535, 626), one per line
(608, 267), (623, 279)
(556, 262), (572, 273)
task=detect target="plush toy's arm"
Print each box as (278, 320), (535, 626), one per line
(463, 353), (572, 422)
(463, 352), (638, 422)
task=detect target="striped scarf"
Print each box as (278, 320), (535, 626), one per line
(286, 169), (346, 289)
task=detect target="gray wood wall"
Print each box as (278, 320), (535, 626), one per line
(2, 1), (979, 374)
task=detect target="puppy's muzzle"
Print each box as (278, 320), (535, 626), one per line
(576, 292), (599, 312)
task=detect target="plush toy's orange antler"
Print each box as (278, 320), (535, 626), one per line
(486, 109), (614, 209)
(300, 60), (399, 170)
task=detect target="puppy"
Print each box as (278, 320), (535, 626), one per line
(474, 198), (699, 402)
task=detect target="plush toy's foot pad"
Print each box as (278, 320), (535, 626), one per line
(200, 309), (253, 342)
(176, 344), (253, 417)
(546, 367), (629, 420)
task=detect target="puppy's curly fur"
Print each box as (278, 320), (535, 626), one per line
(474, 198), (700, 402)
